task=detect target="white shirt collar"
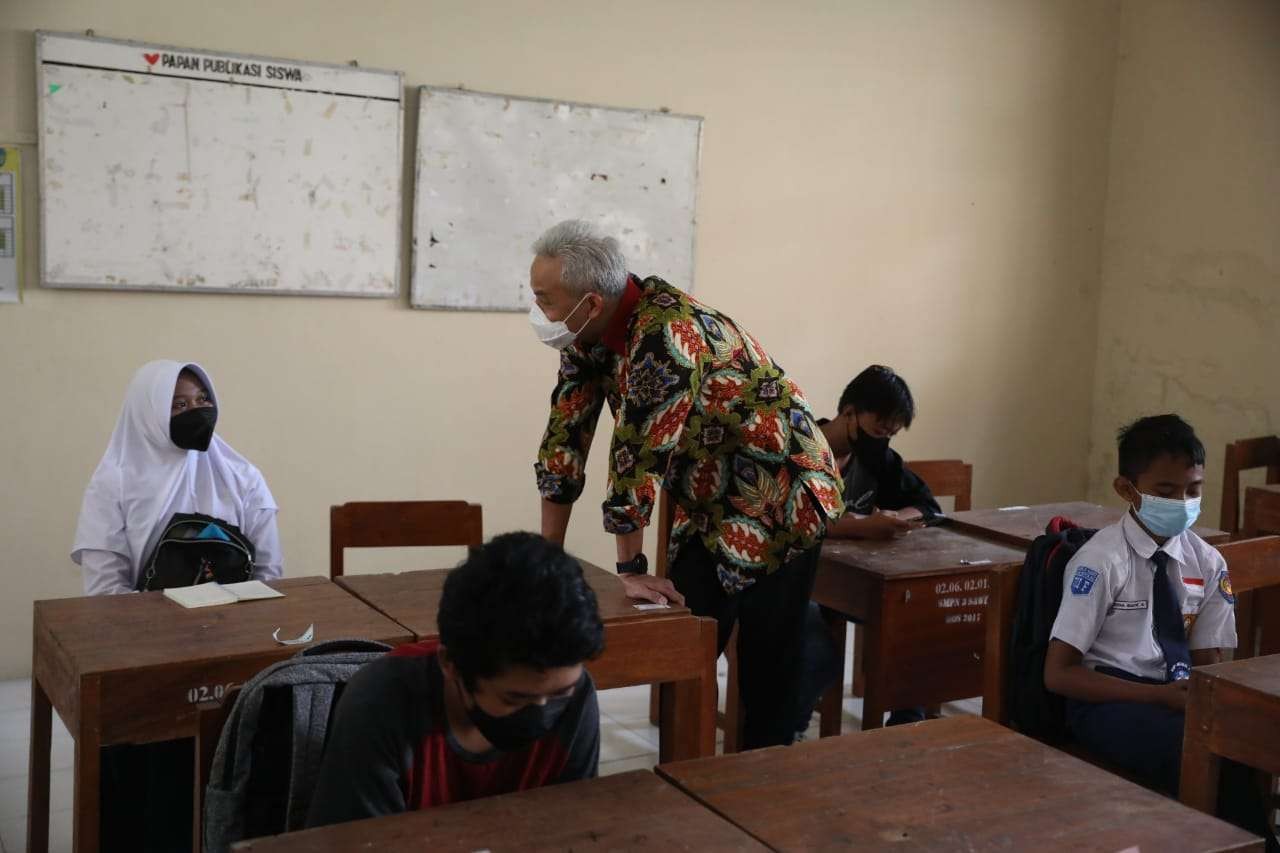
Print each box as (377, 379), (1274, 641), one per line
(1121, 509), (1189, 566)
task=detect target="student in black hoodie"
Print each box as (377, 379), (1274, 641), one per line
(795, 366), (941, 735)
(820, 365), (941, 539)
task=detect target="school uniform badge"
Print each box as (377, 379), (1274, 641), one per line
(1070, 566), (1099, 596)
(1218, 573), (1235, 604)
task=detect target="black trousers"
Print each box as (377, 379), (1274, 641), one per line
(668, 538), (820, 750)
(1068, 667), (1278, 850)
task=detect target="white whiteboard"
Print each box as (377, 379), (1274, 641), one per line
(36, 32), (403, 296)
(411, 87), (701, 311)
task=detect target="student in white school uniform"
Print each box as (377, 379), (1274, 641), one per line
(1045, 414), (1275, 848)
(72, 359), (283, 594)
(70, 359), (283, 852)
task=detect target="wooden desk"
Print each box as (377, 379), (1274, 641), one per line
(1181, 653), (1280, 815)
(812, 527), (1025, 731)
(335, 561), (717, 761)
(28, 577), (414, 853)
(232, 769), (766, 851)
(1243, 485), (1280, 538)
(949, 500), (1230, 547)
(658, 714), (1262, 852)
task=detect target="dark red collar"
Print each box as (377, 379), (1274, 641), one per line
(602, 275), (642, 357)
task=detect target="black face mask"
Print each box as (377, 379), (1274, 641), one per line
(462, 681), (574, 752)
(170, 407), (217, 452)
(847, 415), (891, 471)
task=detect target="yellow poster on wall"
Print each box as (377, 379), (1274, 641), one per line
(0, 147), (19, 303)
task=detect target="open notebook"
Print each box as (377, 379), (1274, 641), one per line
(163, 580), (285, 609)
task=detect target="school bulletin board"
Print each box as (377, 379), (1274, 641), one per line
(411, 87), (702, 311)
(36, 31), (404, 296)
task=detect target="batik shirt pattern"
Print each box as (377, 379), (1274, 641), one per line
(536, 277), (843, 593)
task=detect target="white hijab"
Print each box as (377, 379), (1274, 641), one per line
(72, 360), (278, 577)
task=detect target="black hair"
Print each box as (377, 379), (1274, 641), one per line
(1116, 414), (1206, 481)
(837, 365), (915, 428)
(437, 532), (605, 689)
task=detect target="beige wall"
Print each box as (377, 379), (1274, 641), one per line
(0, 0), (1120, 677)
(1085, 0), (1280, 520)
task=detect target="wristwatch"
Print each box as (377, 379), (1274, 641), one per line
(617, 553), (649, 576)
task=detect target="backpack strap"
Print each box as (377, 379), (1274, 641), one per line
(286, 682), (337, 831)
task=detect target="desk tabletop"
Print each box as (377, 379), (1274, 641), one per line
(1194, 653), (1280, 699)
(232, 770), (768, 852)
(948, 501), (1230, 547)
(33, 576), (412, 676)
(820, 525), (1025, 580)
(336, 559), (688, 638)
(657, 714), (1260, 852)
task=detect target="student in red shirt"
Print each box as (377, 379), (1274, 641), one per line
(306, 532), (605, 827)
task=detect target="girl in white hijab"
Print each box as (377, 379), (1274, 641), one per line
(72, 360), (283, 594)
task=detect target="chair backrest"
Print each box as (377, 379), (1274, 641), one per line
(1218, 536), (1280, 660)
(907, 459), (973, 511)
(200, 640), (392, 853)
(1220, 536), (1280, 595)
(1220, 436), (1280, 537)
(329, 500), (483, 579)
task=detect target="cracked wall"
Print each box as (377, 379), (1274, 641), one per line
(1085, 0), (1280, 523)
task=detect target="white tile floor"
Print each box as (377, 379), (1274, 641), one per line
(0, 645), (983, 853)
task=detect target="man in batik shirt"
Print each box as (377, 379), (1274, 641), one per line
(528, 220), (844, 749)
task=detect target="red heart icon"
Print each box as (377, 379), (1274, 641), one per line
(143, 53), (160, 65)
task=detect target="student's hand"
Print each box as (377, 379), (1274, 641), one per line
(619, 574), (686, 607)
(1158, 680), (1189, 712)
(860, 511), (922, 540)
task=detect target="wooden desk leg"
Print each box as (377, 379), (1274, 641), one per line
(860, 600), (888, 731)
(27, 674), (52, 853)
(72, 677), (102, 853)
(1180, 676), (1220, 814)
(818, 608), (846, 738)
(659, 680), (701, 763)
(658, 618), (718, 762)
(850, 624), (866, 697)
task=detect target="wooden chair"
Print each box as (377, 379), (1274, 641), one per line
(1218, 536), (1280, 660)
(329, 500), (483, 579)
(1220, 436), (1280, 538)
(849, 459), (973, 698)
(906, 459), (974, 512)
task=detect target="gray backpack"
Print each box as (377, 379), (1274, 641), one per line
(202, 639), (392, 853)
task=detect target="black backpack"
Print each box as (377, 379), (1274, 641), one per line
(137, 512), (256, 591)
(1006, 517), (1097, 742)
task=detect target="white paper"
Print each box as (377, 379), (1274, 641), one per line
(273, 623), (315, 646)
(223, 580), (284, 601)
(632, 603), (671, 611)
(164, 584), (238, 608)
(959, 559), (993, 566)
(997, 505), (1030, 512)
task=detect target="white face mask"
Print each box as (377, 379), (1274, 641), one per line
(529, 294), (591, 351)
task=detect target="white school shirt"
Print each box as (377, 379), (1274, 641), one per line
(72, 360), (284, 595)
(1050, 511), (1236, 682)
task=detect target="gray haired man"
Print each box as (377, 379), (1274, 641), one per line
(529, 219), (845, 750)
